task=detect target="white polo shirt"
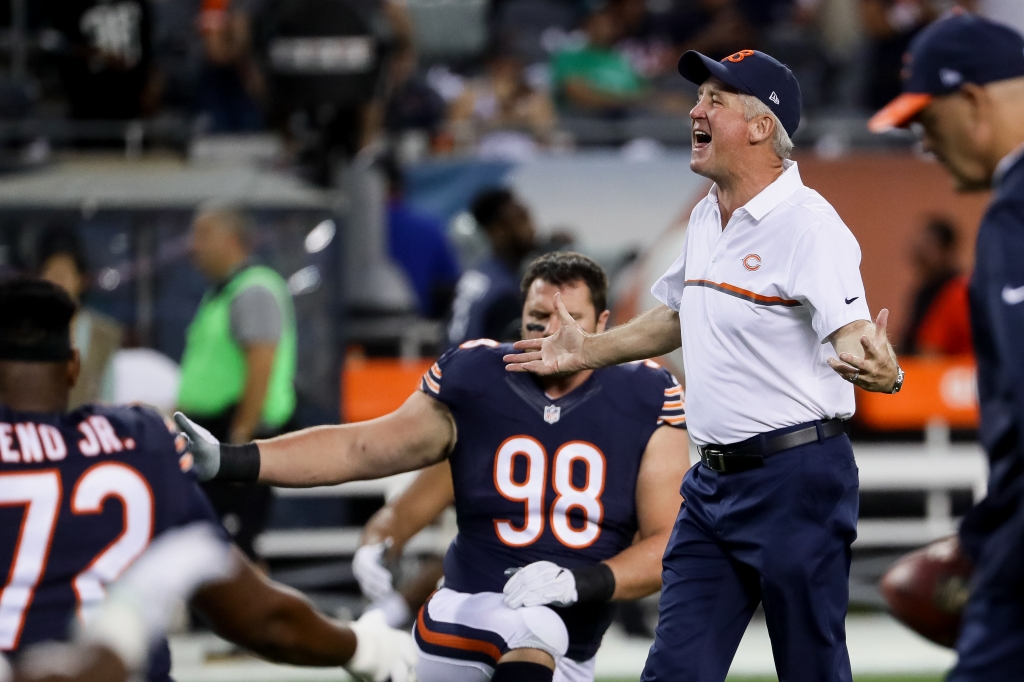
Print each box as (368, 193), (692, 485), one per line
(652, 160), (871, 447)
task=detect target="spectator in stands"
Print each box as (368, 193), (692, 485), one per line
(447, 46), (557, 152)
(381, 156), (462, 318)
(668, 0), (757, 63)
(551, 5), (649, 114)
(861, 0), (939, 109)
(196, 0), (266, 132)
(446, 188), (536, 347)
(178, 203), (297, 559)
(37, 227), (123, 408)
(48, 0), (161, 120)
(902, 216), (973, 356)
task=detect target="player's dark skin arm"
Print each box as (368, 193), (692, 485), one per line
(362, 460), (456, 555)
(14, 646), (128, 682)
(191, 546), (356, 666)
(602, 425), (689, 600)
(257, 392), (456, 487)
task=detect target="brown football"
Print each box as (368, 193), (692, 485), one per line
(879, 535), (973, 648)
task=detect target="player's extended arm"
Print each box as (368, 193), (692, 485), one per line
(176, 390), (456, 486)
(192, 545), (356, 665)
(825, 309), (900, 393)
(603, 425), (689, 600)
(503, 425), (689, 608)
(354, 461), (455, 601)
(504, 296), (681, 376)
(192, 545), (416, 679)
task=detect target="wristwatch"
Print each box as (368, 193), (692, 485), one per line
(889, 366), (905, 394)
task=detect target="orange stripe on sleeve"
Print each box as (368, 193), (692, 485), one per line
(423, 375), (441, 393)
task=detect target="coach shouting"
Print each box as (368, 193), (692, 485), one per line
(505, 50), (902, 681)
(870, 12), (1024, 680)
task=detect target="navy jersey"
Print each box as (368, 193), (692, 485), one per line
(0, 403), (222, 681)
(421, 340), (686, 660)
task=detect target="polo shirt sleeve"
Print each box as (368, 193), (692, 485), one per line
(788, 221), (871, 342)
(651, 238), (688, 312)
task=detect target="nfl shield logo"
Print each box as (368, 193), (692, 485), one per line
(544, 405), (561, 424)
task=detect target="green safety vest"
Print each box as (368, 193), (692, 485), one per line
(177, 265), (297, 427)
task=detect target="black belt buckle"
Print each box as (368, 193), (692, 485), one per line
(701, 448), (727, 473)
(700, 446), (764, 474)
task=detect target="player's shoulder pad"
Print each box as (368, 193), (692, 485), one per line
(422, 339), (512, 398)
(608, 360), (686, 429)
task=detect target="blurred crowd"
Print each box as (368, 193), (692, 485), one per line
(5, 0), (1022, 157)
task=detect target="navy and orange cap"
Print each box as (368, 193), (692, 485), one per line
(678, 49), (802, 138)
(869, 11), (1024, 133)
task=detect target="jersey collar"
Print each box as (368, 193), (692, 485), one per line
(705, 160), (803, 223)
(739, 159), (803, 222)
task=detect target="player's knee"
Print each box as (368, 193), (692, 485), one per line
(505, 605), (569, 661)
(497, 647), (555, 669)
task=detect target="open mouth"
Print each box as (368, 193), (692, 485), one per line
(693, 129), (711, 149)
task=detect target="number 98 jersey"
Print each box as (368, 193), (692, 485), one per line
(420, 340), (686, 661)
(0, 403), (223, 681)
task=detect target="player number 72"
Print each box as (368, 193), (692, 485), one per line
(493, 436), (605, 549)
(0, 464), (154, 651)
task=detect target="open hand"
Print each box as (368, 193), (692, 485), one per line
(503, 293), (590, 375)
(827, 309), (899, 393)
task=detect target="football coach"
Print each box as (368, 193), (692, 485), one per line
(870, 12), (1024, 680)
(505, 50), (903, 681)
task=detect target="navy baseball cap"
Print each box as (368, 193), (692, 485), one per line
(678, 49), (802, 137)
(869, 12), (1024, 132)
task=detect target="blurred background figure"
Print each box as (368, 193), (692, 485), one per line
(196, 0), (265, 132)
(551, 4), (647, 115)
(177, 203), (297, 560)
(381, 155), (462, 318)
(860, 0), (938, 110)
(668, 0), (755, 62)
(902, 216), (972, 357)
(447, 44), (557, 154)
(46, 0), (160, 121)
(446, 188), (536, 348)
(37, 226), (123, 408)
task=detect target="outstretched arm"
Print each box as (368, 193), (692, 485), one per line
(604, 425), (689, 600)
(177, 391), (456, 487)
(504, 295), (681, 375)
(258, 391), (455, 486)
(192, 546), (357, 666)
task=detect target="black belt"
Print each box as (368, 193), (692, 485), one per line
(698, 419), (847, 474)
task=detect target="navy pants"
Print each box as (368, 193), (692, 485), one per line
(641, 429), (859, 682)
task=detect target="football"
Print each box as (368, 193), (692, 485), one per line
(879, 535), (974, 648)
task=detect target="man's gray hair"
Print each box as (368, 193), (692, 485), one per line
(195, 199), (254, 247)
(741, 94), (794, 159)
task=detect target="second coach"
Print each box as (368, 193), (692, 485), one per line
(505, 50), (902, 681)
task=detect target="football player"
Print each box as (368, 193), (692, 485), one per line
(0, 279), (414, 682)
(179, 251), (691, 682)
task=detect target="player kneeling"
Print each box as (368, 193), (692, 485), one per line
(179, 252), (691, 682)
